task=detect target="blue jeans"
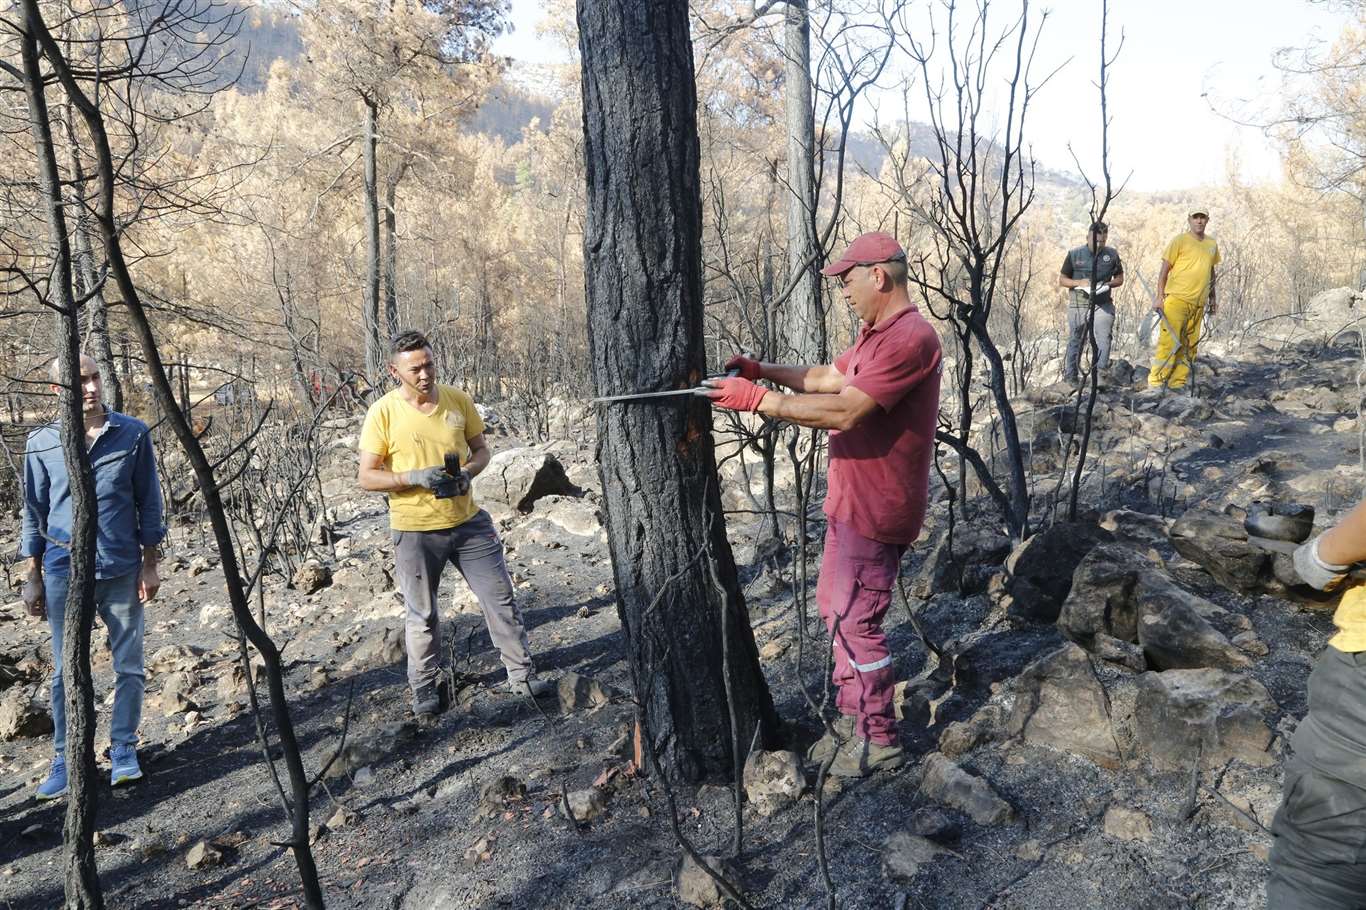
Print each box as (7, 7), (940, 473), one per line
(45, 570), (144, 757)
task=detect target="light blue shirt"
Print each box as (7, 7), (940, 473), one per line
(20, 411), (166, 579)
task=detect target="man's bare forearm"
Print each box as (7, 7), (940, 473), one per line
(760, 362), (846, 394)
(758, 391), (858, 432)
(1319, 497), (1366, 565)
(465, 445), (491, 478)
(358, 467), (417, 492)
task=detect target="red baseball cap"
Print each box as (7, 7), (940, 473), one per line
(820, 232), (907, 277)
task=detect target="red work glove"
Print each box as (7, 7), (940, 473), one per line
(704, 377), (769, 412)
(724, 354), (762, 381)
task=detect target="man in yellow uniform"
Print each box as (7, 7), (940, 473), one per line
(1270, 510), (1366, 906)
(1148, 206), (1220, 389)
(357, 330), (551, 716)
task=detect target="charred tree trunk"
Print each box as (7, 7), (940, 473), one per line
(578, 0), (778, 783)
(19, 24), (103, 910)
(783, 0), (822, 364)
(362, 98), (384, 384)
(24, 5), (326, 904)
(62, 109), (121, 412)
(382, 158), (409, 340)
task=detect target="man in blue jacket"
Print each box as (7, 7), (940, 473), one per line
(20, 353), (166, 799)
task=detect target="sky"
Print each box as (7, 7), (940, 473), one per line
(492, 0), (1356, 192)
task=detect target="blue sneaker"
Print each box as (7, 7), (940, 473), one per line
(109, 744), (143, 786)
(36, 756), (68, 801)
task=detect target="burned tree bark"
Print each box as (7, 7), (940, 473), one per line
(578, 0), (778, 783)
(783, 0), (823, 364)
(17, 23), (103, 909)
(23, 3), (326, 903)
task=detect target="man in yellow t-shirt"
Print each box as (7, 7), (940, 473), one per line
(1268, 505), (1366, 906)
(1147, 206), (1221, 389)
(357, 330), (550, 716)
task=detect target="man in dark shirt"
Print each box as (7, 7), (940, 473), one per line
(1058, 221), (1125, 384)
(705, 232), (943, 777)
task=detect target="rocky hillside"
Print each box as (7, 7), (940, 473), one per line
(2, 328), (1363, 908)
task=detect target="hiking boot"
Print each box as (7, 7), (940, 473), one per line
(503, 675), (554, 699)
(36, 756), (68, 801)
(412, 681), (447, 717)
(110, 745), (143, 787)
(828, 736), (905, 778)
(806, 715), (857, 765)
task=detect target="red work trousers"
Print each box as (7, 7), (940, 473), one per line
(816, 517), (905, 746)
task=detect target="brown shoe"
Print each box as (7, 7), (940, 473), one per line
(828, 736), (905, 778)
(805, 715), (857, 764)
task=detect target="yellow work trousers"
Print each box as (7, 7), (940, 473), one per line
(1147, 295), (1205, 389)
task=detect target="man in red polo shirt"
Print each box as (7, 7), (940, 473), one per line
(704, 231), (942, 777)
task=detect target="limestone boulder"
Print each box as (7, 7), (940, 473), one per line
(998, 521), (1113, 623)
(742, 749), (804, 817)
(675, 852), (742, 909)
(1168, 509), (1270, 593)
(919, 753), (1015, 826)
(1132, 669), (1276, 770)
(1007, 642), (1121, 768)
(1059, 544), (1249, 672)
(0, 688), (53, 740)
(474, 447), (581, 511)
(911, 524), (1011, 600)
(291, 560), (332, 594)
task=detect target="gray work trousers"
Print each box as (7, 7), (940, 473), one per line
(394, 510), (533, 691)
(1063, 301), (1115, 382)
(1268, 646), (1366, 909)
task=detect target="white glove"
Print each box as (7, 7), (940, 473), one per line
(1293, 536), (1349, 591)
(1092, 282), (1111, 296)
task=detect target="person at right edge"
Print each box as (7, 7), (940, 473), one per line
(703, 231), (942, 778)
(1058, 220), (1125, 385)
(1148, 206), (1220, 390)
(1271, 513), (1366, 908)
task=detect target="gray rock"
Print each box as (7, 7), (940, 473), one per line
(474, 447), (581, 511)
(1007, 642), (1122, 768)
(557, 672), (615, 713)
(346, 627), (405, 672)
(742, 749), (803, 817)
(477, 776), (527, 817)
(0, 688), (53, 740)
(908, 807), (960, 843)
(1168, 509), (1270, 593)
(1103, 805), (1153, 842)
(919, 753), (1015, 826)
(1136, 596), (1250, 672)
(1092, 634), (1146, 672)
(674, 852), (741, 908)
(1059, 544), (1249, 672)
(1058, 544), (1155, 645)
(938, 703), (1007, 758)
(325, 719), (419, 779)
(531, 495), (603, 538)
(882, 832), (955, 883)
(186, 840), (224, 870)
(1098, 510), (1172, 549)
(1133, 669), (1276, 770)
(912, 525), (1012, 599)
(998, 521), (1114, 623)
(291, 560), (332, 594)
(560, 788), (606, 823)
